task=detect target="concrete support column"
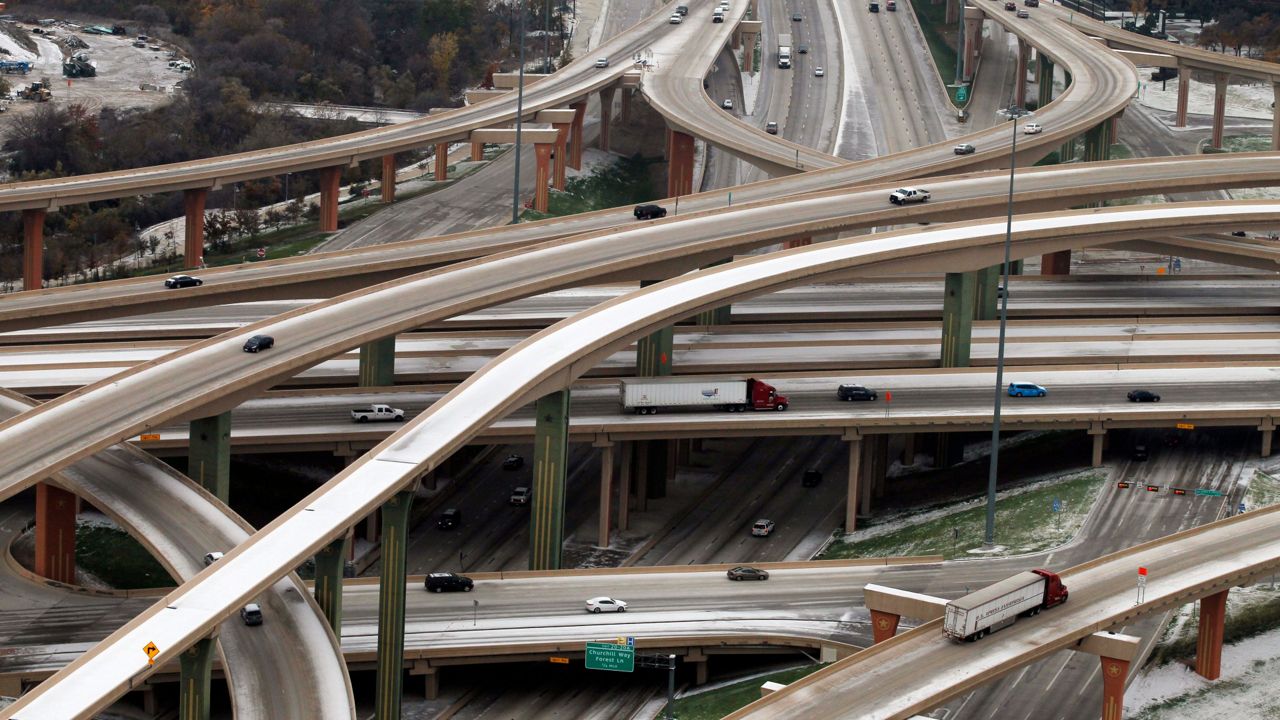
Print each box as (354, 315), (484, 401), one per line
(975, 265), (999, 321)
(531, 390), (570, 570)
(1100, 655), (1130, 720)
(620, 89), (633, 124)
(1174, 62), (1190, 127)
(313, 534), (349, 635)
(962, 12), (983, 82)
(472, 142), (485, 161)
(731, 27), (741, 50)
(599, 86), (615, 152)
(1261, 423), (1274, 457)
(941, 272), (975, 368)
(617, 441), (633, 530)
(858, 438), (875, 516)
(1037, 55), (1054, 108)
(318, 165), (341, 232)
(634, 440), (650, 513)
(569, 101), (586, 170)
(375, 488), (415, 720)
(1015, 39), (1030, 108)
(666, 128), (695, 198)
(381, 155), (396, 203)
(635, 326), (674, 376)
(183, 189), (208, 269)
(22, 208), (46, 291)
(784, 236), (812, 249)
(596, 440), (614, 547)
(189, 412), (231, 503)
(689, 652), (709, 685)
(845, 436), (863, 533)
(1041, 250), (1071, 275)
(945, 0), (959, 24)
(870, 609), (901, 644)
(872, 435), (888, 499)
(179, 638), (216, 720)
(433, 143), (449, 181)
(1273, 83), (1280, 150)
(1090, 428), (1105, 467)
(533, 142), (553, 212)
(1211, 72), (1228, 149)
(1195, 590), (1228, 680)
(35, 482), (77, 584)
(552, 121), (570, 191)
(359, 336), (397, 387)
(420, 667), (439, 700)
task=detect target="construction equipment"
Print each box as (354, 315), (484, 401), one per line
(18, 81), (52, 101)
(62, 53), (96, 77)
(0, 59), (33, 74)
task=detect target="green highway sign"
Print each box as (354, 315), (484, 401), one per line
(956, 86), (969, 102)
(585, 642), (634, 672)
(1194, 489), (1224, 497)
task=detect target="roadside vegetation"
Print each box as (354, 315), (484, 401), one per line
(75, 524), (174, 589)
(523, 154), (661, 220)
(907, 0), (963, 106)
(664, 664), (826, 720)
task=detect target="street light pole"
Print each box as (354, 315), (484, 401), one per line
(511, 1), (527, 224)
(983, 104), (1032, 548)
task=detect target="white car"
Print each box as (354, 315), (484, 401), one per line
(814, 67), (825, 77)
(751, 519), (776, 537)
(722, 98), (733, 109)
(586, 596), (628, 613)
(669, 13), (682, 23)
(203, 551), (224, 566)
(889, 187), (931, 204)
(594, 57), (609, 68)
(1023, 122), (1043, 134)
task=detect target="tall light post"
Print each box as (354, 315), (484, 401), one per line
(983, 104), (1033, 548)
(511, 0), (528, 224)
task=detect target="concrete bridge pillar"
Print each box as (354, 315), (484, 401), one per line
(359, 336), (396, 387)
(595, 439), (614, 547)
(35, 482), (77, 584)
(620, 88), (633, 124)
(941, 271), (975, 368)
(1015, 39), (1030, 109)
(1211, 72), (1228, 149)
(1273, 83), (1280, 150)
(534, 142), (553, 212)
(617, 441), (633, 530)
(732, 27), (741, 51)
(318, 165), (341, 232)
(1196, 589), (1228, 680)
(1041, 250), (1071, 275)
(569, 101), (587, 170)
(945, 0), (959, 24)
(313, 534), (349, 634)
(975, 265), (999, 321)
(189, 412), (231, 502)
(183, 189), (208, 268)
(845, 435), (862, 532)
(962, 9), (984, 83)
(1090, 428), (1105, 467)
(1099, 655), (1130, 720)
(22, 208), (46, 291)
(530, 390), (570, 570)
(870, 609), (901, 644)
(470, 141), (485, 161)
(666, 128), (696, 198)
(1037, 55), (1054, 109)
(381, 155), (396, 203)
(1261, 421), (1274, 457)
(784, 237), (812, 249)
(179, 638), (216, 720)
(552, 121), (570, 191)
(434, 142), (449, 181)
(1175, 61), (1189, 127)
(375, 488), (415, 720)
(599, 86), (615, 152)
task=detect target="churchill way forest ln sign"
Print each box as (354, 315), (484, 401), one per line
(585, 642), (635, 672)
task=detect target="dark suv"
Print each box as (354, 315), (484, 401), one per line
(425, 572), (474, 592)
(1127, 389), (1161, 403)
(837, 384), (877, 401)
(437, 508), (462, 530)
(634, 204), (667, 220)
(242, 334), (275, 353)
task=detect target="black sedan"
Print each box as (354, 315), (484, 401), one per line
(164, 274), (203, 288)
(502, 453), (524, 470)
(1127, 389), (1161, 403)
(727, 566), (770, 581)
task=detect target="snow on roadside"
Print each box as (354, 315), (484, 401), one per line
(1135, 68), (1275, 122)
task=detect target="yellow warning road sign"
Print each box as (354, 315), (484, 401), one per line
(144, 641), (159, 665)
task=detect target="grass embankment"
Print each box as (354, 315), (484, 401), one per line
(908, 0), (962, 105)
(76, 525), (174, 589)
(1210, 135), (1271, 154)
(663, 664), (826, 720)
(523, 154), (660, 220)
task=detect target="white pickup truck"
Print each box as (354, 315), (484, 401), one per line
(889, 187), (931, 204)
(350, 404), (405, 422)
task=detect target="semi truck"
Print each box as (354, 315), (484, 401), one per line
(620, 377), (789, 414)
(943, 569), (1068, 642)
(777, 33), (792, 68)
(350, 404), (405, 422)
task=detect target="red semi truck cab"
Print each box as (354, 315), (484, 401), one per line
(1032, 569), (1069, 607)
(747, 378), (789, 410)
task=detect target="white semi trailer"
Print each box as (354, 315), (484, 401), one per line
(943, 569), (1069, 642)
(619, 377), (789, 414)
(777, 33), (792, 68)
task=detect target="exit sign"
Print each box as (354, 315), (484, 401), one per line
(585, 642), (634, 673)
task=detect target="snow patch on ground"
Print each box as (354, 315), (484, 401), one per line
(1135, 69), (1275, 122)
